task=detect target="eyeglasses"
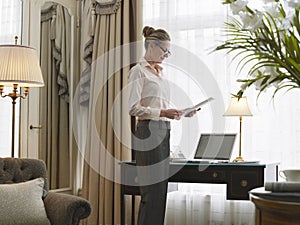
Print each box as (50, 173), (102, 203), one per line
(155, 43), (171, 56)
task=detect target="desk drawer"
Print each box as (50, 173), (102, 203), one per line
(199, 170), (225, 181)
(122, 185), (140, 195)
(229, 171), (263, 200)
(171, 168), (226, 183)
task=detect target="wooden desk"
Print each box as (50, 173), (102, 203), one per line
(120, 162), (278, 225)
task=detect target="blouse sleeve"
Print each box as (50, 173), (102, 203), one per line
(127, 66), (161, 120)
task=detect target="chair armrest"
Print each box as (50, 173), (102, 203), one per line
(44, 192), (91, 225)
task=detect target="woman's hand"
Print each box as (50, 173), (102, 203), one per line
(160, 109), (183, 120)
(184, 108), (201, 117)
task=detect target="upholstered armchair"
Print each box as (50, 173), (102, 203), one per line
(0, 157), (91, 225)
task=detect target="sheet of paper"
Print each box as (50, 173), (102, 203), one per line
(181, 97), (214, 116)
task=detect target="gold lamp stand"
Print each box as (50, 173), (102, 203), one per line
(0, 85), (29, 157)
(234, 115), (244, 162)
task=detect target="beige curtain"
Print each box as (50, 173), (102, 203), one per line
(40, 3), (71, 189)
(81, 0), (142, 224)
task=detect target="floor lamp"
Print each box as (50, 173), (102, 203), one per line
(0, 45), (44, 158)
(224, 96), (252, 162)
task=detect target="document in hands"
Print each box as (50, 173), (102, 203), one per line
(181, 97), (214, 116)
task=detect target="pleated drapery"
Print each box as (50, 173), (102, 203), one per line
(80, 0), (142, 224)
(40, 3), (71, 189)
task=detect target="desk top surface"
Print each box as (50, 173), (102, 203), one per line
(120, 161), (268, 167)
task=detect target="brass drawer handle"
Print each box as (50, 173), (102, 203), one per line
(134, 176), (138, 183)
(212, 172), (218, 178)
(240, 180), (248, 187)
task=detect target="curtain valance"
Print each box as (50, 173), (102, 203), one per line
(95, 0), (122, 15)
(41, 4), (57, 22)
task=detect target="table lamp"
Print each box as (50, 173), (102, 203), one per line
(0, 44), (44, 157)
(224, 96), (252, 162)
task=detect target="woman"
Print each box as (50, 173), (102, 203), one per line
(128, 26), (194, 225)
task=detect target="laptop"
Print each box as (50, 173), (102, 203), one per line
(171, 133), (237, 163)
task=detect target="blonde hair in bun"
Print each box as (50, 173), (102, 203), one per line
(143, 26), (171, 49)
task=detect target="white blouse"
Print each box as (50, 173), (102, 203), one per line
(128, 58), (170, 121)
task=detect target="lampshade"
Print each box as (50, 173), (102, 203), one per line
(224, 96), (252, 116)
(0, 45), (44, 87)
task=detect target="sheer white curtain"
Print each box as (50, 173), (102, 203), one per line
(143, 0), (300, 224)
(0, 0), (22, 157)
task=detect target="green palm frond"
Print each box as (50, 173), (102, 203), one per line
(214, 1), (300, 99)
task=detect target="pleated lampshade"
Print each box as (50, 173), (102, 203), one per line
(224, 96), (252, 116)
(0, 45), (44, 87)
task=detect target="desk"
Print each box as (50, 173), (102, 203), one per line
(120, 162), (278, 225)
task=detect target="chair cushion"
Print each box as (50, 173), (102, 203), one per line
(0, 177), (50, 225)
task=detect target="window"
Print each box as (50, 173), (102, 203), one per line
(0, 0), (22, 157)
(143, 1), (300, 223)
(143, 0), (229, 158)
(142, 0), (300, 168)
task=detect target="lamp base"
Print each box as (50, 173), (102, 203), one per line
(233, 156), (244, 162)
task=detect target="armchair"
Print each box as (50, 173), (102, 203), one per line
(0, 157), (91, 225)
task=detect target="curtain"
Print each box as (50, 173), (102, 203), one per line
(143, 0), (300, 225)
(165, 189), (255, 225)
(80, 0), (142, 224)
(40, 3), (71, 189)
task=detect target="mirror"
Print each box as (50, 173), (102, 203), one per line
(39, 1), (72, 190)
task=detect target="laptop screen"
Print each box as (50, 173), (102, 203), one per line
(194, 133), (237, 160)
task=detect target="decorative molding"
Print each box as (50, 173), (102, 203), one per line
(95, 0), (122, 15)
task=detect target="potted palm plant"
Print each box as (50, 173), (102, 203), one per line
(215, 0), (300, 99)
